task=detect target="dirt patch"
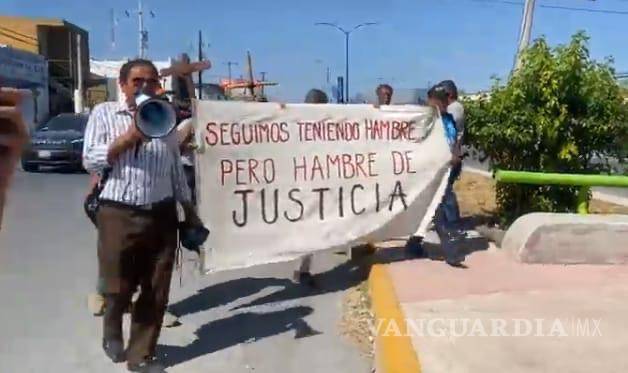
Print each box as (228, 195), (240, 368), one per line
(455, 171), (499, 218)
(590, 199), (628, 214)
(339, 279), (374, 359)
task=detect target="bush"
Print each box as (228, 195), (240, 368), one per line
(465, 32), (628, 225)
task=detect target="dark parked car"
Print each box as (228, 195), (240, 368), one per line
(22, 113), (88, 172)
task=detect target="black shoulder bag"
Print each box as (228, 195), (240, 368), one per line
(83, 168), (111, 227)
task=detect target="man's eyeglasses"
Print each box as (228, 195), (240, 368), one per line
(131, 77), (160, 86)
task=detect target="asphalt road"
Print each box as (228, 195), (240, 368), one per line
(0, 170), (371, 373)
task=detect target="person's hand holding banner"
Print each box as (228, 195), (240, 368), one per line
(0, 88), (28, 230)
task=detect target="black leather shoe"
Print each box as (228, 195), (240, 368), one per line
(446, 256), (467, 268)
(405, 236), (426, 258)
(102, 339), (126, 363)
(127, 358), (167, 372)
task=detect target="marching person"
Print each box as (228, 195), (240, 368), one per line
(86, 91), (181, 326)
(425, 84), (465, 266)
(291, 89), (330, 286)
(376, 84), (394, 105)
(0, 88), (28, 230)
(438, 80), (464, 224)
(405, 84), (465, 264)
(83, 58), (201, 372)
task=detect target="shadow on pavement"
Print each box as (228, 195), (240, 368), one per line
(230, 248), (411, 311)
(169, 245), (410, 317)
(172, 225), (491, 317)
(163, 231), (490, 367)
(158, 306), (320, 368)
(169, 276), (295, 318)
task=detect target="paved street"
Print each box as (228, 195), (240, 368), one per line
(0, 170), (371, 373)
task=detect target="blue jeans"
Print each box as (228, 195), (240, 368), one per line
(443, 161), (462, 224)
(434, 162), (463, 262)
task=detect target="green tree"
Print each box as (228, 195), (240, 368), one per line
(465, 32), (628, 225)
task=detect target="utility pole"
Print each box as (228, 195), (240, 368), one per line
(259, 71), (267, 97)
(75, 33), (84, 113)
(198, 30), (203, 99)
(514, 0), (536, 71)
(125, 0), (154, 58)
(138, 0), (145, 58)
(224, 61), (238, 94)
(110, 8), (117, 52)
(225, 61), (238, 83)
(68, 31), (74, 93)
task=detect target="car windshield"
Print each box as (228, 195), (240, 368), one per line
(44, 115), (88, 132)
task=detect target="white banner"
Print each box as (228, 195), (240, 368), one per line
(194, 101), (451, 272)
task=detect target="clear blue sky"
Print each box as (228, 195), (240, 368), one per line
(3, 0), (628, 101)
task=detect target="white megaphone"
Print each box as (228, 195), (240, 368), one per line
(134, 90), (177, 139)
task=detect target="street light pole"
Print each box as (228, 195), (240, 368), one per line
(345, 33), (349, 102)
(315, 22), (378, 103)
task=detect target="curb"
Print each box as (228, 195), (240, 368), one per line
(463, 166), (492, 178)
(368, 264), (421, 373)
(592, 191), (628, 207)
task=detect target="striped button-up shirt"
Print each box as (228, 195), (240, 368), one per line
(83, 101), (191, 206)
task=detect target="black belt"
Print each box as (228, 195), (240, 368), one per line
(100, 198), (175, 212)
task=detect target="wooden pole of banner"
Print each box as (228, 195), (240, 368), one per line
(198, 30), (205, 100)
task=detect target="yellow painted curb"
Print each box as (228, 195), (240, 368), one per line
(369, 264), (421, 373)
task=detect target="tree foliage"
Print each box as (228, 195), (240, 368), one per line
(465, 32), (628, 225)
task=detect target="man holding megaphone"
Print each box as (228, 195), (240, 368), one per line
(83, 59), (204, 373)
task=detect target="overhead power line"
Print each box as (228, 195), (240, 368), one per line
(472, 0), (628, 15)
(542, 4), (628, 14)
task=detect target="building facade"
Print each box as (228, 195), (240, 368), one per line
(0, 46), (49, 130)
(0, 15), (90, 117)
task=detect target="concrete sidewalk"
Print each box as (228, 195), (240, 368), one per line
(370, 248), (628, 373)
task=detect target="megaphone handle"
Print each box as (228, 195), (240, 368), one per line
(132, 110), (143, 158)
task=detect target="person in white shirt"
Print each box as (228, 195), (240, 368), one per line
(83, 58), (201, 373)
